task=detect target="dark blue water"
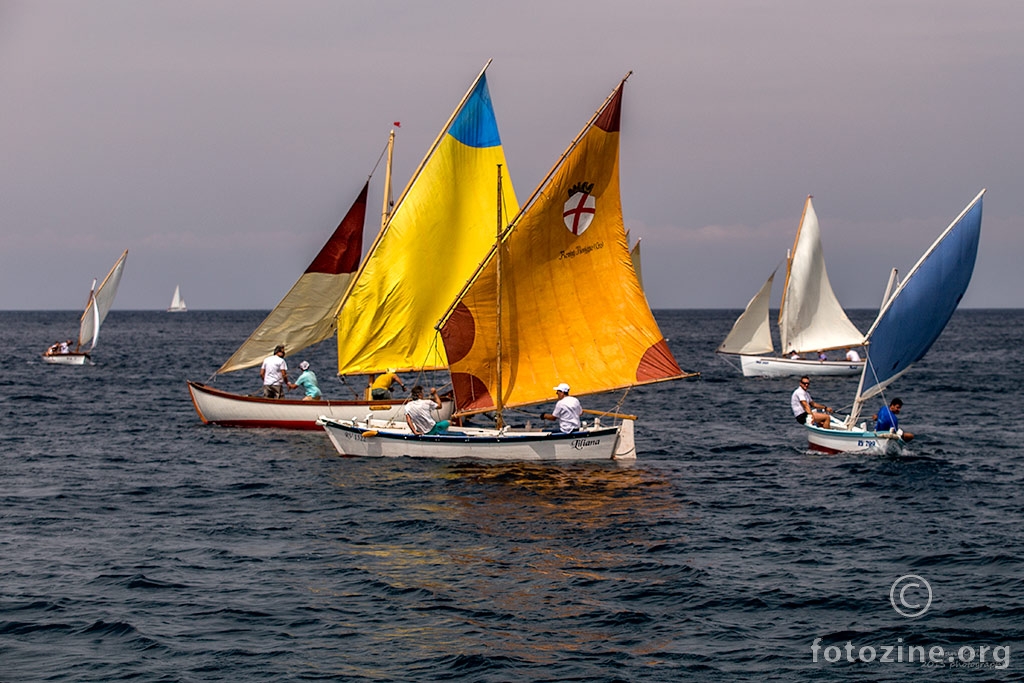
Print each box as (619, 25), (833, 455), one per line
(2, 310), (1021, 681)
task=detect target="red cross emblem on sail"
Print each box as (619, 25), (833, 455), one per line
(563, 190), (596, 235)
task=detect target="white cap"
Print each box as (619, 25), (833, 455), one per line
(553, 382), (570, 393)
(299, 361), (310, 370)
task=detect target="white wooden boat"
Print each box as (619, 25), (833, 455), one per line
(739, 354), (863, 378)
(42, 249), (127, 366)
(167, 285), (187, 312)
(189, 63), (520, 429)
(717, 197), (865, 377)
(805, 190), (985, 454)
(321, 416), (634, 461)
(322, 74), (696, 461)
(187, 380), (452, 431)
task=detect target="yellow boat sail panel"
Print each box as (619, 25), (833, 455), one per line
(440, 78), (691, 414)
(334, 67), (519, 377)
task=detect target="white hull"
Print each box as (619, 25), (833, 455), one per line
(187, 381), (453, 431)
(319, 416), (637, 462)
(805, 420), (906, 455)
(738, 354), (863, 378)
(42, 352), (92, 366)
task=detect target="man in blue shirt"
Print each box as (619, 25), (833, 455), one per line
(875, 398), (914, 442)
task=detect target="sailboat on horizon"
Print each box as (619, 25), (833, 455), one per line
(167, 285), (187, 312)
(42, 249), (128, 366)
(320, 75), (697, 460)
(716, 196), (866, 377)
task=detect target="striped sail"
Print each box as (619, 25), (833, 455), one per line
(78, 249), (128, 351)
(852, 190), (984, 419)
(439, 78), (692, 413)
(334, 67), (519, 375)
(216, 183), (367, 374)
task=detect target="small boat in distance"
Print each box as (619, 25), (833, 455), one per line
(42, 249), (128, 366)
(717, 196), (865, 377)
(805, 190), (984, 455)
(167, 285), (187, 312)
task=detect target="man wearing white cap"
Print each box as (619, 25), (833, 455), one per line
(289, 360), (321, 401)
(542, 382), (582, 433)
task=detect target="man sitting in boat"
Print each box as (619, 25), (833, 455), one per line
(405, 386), (450, 435)
(845, 347), (861, 362)
(874, 398), (914, 442)
(289, 360), (321, 401)
(45, 341), (61, 356)
(61, 340), (71, 354)
(542, 383), (582, 433)
(789, 350), (801, 359)
(791, 376), (832, 429)
(370, 368), (406, 400)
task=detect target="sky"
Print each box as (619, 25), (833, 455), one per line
(1, 1), (1022, 310)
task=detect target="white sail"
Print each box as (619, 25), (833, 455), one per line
(78, 249), (128, 351)
(168, 285), (187, 312)
(778, 196), (864, 354)
(717, 271), (776, 356)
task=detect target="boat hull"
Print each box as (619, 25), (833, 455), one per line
(319, 416), (636, 461)
(739, 355), (863, 378)
(805, 422), (906, 455)
(187, 381), (453, 430)
(42, 352), (92, 366)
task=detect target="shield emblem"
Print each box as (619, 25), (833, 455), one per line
(563, 191), (596, 235)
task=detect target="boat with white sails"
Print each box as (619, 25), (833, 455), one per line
(42, 249), (128, 366)
(321, 74), (697, 460)
(167, 285), (187, 312)
(189, 63), (515, 429)
(805, 190), (984, 454)
(717, 196), (865, 377)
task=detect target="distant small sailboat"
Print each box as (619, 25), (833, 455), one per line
(42, 249), (128, 365)
(805, 190), (984, 454)
(716, 196), (865, 377)
(167, 285), (187, 312)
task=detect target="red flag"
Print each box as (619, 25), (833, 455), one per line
(393, 121), (401, 128)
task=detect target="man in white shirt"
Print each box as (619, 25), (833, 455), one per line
(845, 348), (861, 362)
(791, 376), (831, 429)
(260, 345), (289, 399)
(542, 382), (582, 433)
(405, 386), (450, 435)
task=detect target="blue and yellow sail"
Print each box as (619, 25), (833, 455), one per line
(335, 65), (518, 375)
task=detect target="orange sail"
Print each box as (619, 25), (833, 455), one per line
(440, 77), (692, 413)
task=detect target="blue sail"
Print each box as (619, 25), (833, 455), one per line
(857, 190), (984, 403)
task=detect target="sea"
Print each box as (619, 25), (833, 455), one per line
(1, 309), (1021, 682)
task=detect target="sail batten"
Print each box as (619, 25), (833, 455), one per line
(335, 66), (519, 376)
(439, 78), (692, 413)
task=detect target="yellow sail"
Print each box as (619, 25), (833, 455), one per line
(440, 78), (691, 413)
(335, 66), (518, 375)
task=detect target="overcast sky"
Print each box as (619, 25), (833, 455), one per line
(1, 1), (1021, 310)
